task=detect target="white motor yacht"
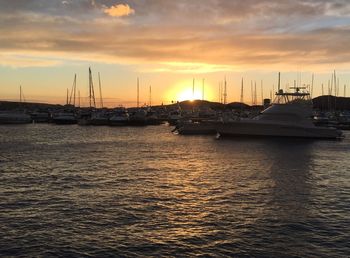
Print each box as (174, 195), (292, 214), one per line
(217, 87), (342, 139)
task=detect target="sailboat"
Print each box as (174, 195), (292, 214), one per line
(52, 79), (77, 125)
(0, 86), (32, 124)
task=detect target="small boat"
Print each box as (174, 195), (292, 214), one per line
(175, 119), (218, 135)
(109, 108), (129, 126)
(146, 109), (162, 125)
(168, 110), (182, 125)
(0, 111), (32, 124)
(90, 110), (109, 125)
(128, 108), (147, 126)
(217, 87), (342, 139)
(52, 111), (77, 125)
(31, 111), (50, 123)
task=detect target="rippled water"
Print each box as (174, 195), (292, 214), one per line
(0, 124), (349, 257)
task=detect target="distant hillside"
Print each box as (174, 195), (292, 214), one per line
(0, 101), (62, 111)
(3, 96), (348, 112)
(313, 95), (350, 110)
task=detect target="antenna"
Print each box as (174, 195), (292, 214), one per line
(98, 72), (103, 108)
(137, 77), (140, 108)
(240, 78), (244, 103)
(278, 72), (281, 91)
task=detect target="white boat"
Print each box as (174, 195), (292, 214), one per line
(217, 87), (342, 139)
(0, 111), (32, 124)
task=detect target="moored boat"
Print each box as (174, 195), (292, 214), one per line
(217, 87), (342, 139)
(0, 111), (32, 124)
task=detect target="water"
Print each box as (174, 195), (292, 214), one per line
(0, 124), (349, 257)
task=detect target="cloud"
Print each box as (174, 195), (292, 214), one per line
(104, 4), (135, 17)
(1, 1), (350, 70)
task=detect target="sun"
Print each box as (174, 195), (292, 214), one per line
(165, 80), (214, 103)
(178, 88), (202, 101)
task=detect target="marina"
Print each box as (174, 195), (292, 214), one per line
(1, 1), (350, 257)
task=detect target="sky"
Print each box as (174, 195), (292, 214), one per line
(1, 0), (350, 107)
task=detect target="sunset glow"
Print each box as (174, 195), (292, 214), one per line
(0, 1), (350, 106)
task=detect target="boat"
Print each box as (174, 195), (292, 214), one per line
(146, 109), (162, 125)
(128, 108), (147, 126)
(216, 87), (342, 139)
(168, 110), (182, 125)
(90, 110), (109, 125)
(31, 111), (50, 123)
(0, 111), (32, 124)
(175, 119), (218, 135)
(0, 86), (32, 124)
(52, 111), (77, 125)
(109, 108), (129, 126)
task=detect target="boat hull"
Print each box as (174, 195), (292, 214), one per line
(217, 121), (342, 139)
(177, 121), (217, 135)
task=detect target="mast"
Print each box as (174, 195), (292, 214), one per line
(254, 81), (257, 105)
(192, 78), (195, 100)
(261, 80), (263, 105)
(218, 82), (221, 103)
(137, 77), (140, 108)
(240, 78), (244, 103)
(19, 85), (22, 103)
(89, 67), (96, 108)
(334, 70), (337, 96)
(322, 83), (324, 96)
(344, 84), (347, 97)
(202, 79), (205, 101)
(149, 85), (152, 107)
(66, 88), (69, 105)
(98, 72), (103, 108)
(251, 80), (253, 105)
(73, 74), (76, 106)
(311, 73), (314, 98)
(223, 77), (227, 104)
(78, 90), (81, 108)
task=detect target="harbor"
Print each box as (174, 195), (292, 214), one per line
(1, 1), (350, 257)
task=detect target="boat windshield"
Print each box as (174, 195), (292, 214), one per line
(273, 87), (312, 105)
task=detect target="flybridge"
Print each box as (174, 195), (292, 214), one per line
(274, 87), (312, 105)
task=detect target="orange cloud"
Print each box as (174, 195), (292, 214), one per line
(104, 4), (135, 17)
